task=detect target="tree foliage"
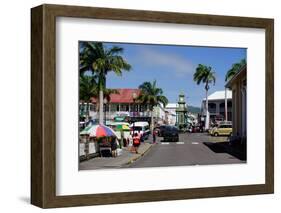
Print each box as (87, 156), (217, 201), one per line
(193, 64), (216, 91)
(138, 80), (169, 109)
(225, 59), (246, 82)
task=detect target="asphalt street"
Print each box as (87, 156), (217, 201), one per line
(124, 133), (245, 168)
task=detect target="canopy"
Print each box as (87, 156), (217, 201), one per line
(116, 124), (130, 131)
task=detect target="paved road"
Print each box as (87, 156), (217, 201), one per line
(125, 133), (245, 168)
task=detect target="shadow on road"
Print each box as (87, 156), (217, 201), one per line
(203, 142), (246, 161)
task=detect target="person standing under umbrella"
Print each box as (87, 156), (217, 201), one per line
(111, 137), (118, 157)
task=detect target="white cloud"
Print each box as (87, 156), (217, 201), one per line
(135, 47), (195, 77)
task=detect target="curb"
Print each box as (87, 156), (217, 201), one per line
(125, 144), (154, 165)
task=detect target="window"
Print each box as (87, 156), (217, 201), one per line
(120, 104), (129, 112)
(104, 104), (109, 112)
(111, 104), (117, 112)
(140, 105), (144, 112)
(89, 104), (96, 111)
(227, 101), (232, 107)
(208, 103), (216, 109)
(132, 126), (142, 131)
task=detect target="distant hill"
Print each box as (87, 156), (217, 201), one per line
(188, 105), (201, 114)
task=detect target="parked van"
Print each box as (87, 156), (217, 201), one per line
(130, 121), (150, 140)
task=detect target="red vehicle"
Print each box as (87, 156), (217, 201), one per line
(191, 125), (203, 133)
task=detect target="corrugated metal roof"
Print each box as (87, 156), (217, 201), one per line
(165, 103), (178, 108)
(91, 89), (141, 103)
(203, 90), (232, 101)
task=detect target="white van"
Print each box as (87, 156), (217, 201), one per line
(130, 121), (150, 140)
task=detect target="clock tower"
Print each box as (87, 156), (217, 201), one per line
(176, 92), (188, 129)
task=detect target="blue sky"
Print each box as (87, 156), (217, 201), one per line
(101, 42), (246, 107)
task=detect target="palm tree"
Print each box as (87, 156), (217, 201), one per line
(138, 80), (168, 131)
(79, 75), (98, 121)
(103, 88), (119, 102)
(79, 75), (119, 121)
(225, 59), (246, 82)
(79, 42), (131, 124)
(193, 64), (216, 130)
(224, 59), (246, 121)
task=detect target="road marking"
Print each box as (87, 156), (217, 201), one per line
(192, 142), (199, 145)
(160, 142), (185, 145)
(176, 142), (184, 144)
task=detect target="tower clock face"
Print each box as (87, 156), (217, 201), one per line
(180, 96), (184, 102)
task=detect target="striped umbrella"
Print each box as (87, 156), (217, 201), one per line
(80, 124), (117, 138)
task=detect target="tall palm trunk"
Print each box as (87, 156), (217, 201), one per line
(225, 87), (228, 121)
(86, 102), (90, 122)
(99, 90), (104, 124)
(205, 89), (209, 130)
(98, 74), (105, 125)
(150, 106), (154, 132)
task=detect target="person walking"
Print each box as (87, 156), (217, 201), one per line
(132, 132), (141, 154)
(128, 133), (133, 152)
(111, 137), (118, 157)
(153, 129), (157, 144)
(138, 130), (144, 143)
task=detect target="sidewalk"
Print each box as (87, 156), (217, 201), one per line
(79, 142), (153, 170)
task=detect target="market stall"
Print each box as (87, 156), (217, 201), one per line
(80, 124), (118, 158)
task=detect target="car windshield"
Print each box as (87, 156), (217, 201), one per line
(219, 125), (232, 128)
(132, 126), (142, 131)
(166, 126), (178, 131)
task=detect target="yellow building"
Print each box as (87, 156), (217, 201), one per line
(225, 65), (247, 140)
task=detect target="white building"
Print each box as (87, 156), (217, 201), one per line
(201, 90), (232, 125)
(153, 104), (166, 125)
(80, 88), (167, 124)
(225, 65), (247, 139)
(164, 103), (178, 125)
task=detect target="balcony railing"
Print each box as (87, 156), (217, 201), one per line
(89, 110), (152, 120)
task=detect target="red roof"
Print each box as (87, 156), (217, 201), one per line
(91, 89), (141, 103)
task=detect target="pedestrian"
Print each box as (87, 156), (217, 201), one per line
(139, 130), (144, 143)
(123, 137), (127, 147)
(153, 129), (157, 144)
(132, 132), (141, 154)
(111, 137), (118, 157)
(128, 133), (133, 152)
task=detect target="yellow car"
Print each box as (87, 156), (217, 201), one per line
(208, 125), (218, 135)
(212, 124), (232, 136)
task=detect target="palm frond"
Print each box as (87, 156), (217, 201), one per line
(138, 80), (169, 108)
(193, 64), (216, 90)
(225, 58), (246, 81)
(79, 41), (132, 91)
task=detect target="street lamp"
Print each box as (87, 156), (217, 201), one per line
(132, 92), (137, 135)
(103, 98), (108, 125)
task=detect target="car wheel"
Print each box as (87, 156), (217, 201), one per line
(214, 132), (219, 137)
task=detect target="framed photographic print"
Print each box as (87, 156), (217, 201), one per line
(31, 4), (274, 208)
